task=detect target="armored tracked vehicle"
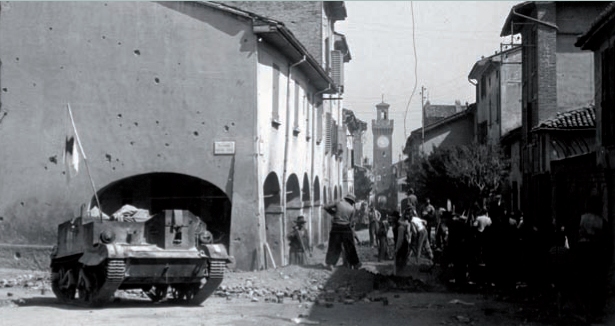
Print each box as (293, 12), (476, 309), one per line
(50, 208), (232, 306)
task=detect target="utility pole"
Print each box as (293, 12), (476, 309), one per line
(421, 86), (426, 154)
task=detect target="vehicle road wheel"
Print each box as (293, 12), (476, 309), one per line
(144, 285), (168, 302)
(51, 266), (76, 302)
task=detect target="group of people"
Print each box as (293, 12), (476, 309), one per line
(289, 189), (440, 273)
(286, 189), (610, 322)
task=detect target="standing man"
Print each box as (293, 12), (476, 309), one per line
(287, 216), (311, 265)
(409, 214), (434, 264)
(407, 188), (418, 214)
(422, 198), (436, 243)
(368, 204), (381, 248)
(323, 194), (361, 270)
(393, 211), (411, 274)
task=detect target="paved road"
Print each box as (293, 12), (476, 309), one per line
(0, 286), (557, 326)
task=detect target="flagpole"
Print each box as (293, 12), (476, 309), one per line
(67, 103), (103, 222)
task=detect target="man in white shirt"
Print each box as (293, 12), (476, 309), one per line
(409, 214), (433, 264)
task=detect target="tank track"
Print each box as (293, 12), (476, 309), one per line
(180, 259), (225, 305)
(80, 259), (126, 307)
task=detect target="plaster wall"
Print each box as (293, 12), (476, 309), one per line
(556, 50), (595, 110)
(421, 117), (474, 157)
(501, 50), (522, 136)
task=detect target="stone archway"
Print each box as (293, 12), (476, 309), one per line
(302, 173), (313, 248)
(263, 172), (282, 268)
(313, 177), (322, 245)
(322, 185), (330, 243)
(285, 174), (301, 265)
(94, 172), (231, 249)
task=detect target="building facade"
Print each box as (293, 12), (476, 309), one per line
(500, 1), (609, 226)
(0, 1), (353, 270)
(404, 103), (475, 166)
(575, 1), (615, 289)
(468, 45), (523, 212)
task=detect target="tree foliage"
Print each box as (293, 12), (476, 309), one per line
(405, 143), (509, 211)
(353, 166), (373, 201)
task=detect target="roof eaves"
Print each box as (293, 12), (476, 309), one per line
(575, 2), (615, 50)
(410, 108), (473, 136)
(203, 1), (334, 93)
(500, 2), (535, 37)
(262, 24), (335, 91)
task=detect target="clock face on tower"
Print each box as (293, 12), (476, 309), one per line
(377, 135), (390, 148)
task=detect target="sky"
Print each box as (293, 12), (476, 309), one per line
(336, 1), (519, 163)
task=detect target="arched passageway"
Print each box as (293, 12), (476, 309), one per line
(94, 172), (231, 249)
(263, 172), (282, 268)
(285, 174), (301, 265)
(313, 177), (322, 244)
(302, 173), (313, 247)
(322, 186), (330, 243)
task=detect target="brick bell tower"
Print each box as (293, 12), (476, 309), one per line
(371, 101), (394, 211)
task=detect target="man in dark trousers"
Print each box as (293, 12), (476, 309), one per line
(324, 194), (361, 270)
(288, 215), (311, 265)
(368, 204), (381, 248)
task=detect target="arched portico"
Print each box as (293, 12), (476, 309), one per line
(313, 177), (321, 244)
(94, 172), (231, 249)
(263, 172), (283, 268)
(322, 185), (330, 243)
(302, 173), (313, 247)
(285, 174), (301, 264)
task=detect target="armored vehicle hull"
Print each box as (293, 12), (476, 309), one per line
(50, 209), (232, 306)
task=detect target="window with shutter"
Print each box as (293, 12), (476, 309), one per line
(306, 95), (311, 141)
(317, 104), (323, 144)
(325, 112), (332, 153)
(293, 81), (300, 136)
(331, 50), (343, 89)
(331, 120), (338, 155)
(272, 64), (280, 126)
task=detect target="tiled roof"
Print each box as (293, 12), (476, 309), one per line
(534, 106), (595, 130)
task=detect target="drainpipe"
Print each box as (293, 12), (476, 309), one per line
(311, 84), (331, 245)
(512, 8), (559, 31)
(281, 56), (306, 265)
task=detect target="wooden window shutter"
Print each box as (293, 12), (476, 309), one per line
(272, 64), (280, 122)
(325, 112), (332, 153)
(331, 50), (344, 89)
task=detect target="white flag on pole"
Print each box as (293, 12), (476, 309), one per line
(63, 104), (81, 182)
(63, 134), (80, 180)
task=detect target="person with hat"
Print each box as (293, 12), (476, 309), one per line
(323, 194), (361, 270)
(288, 215), (311, 265)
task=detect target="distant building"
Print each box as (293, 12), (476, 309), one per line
(423, 100), (466, 126)
(343, 108), (368, 168)
(500, 1), (609, 226)
(468, 45), (522, 145)
(403, 103), (476, 166)
(372, 101), (396, 211)
(468, 45), (522, 212)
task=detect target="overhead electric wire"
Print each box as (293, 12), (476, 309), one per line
(404, 1), (418, 140)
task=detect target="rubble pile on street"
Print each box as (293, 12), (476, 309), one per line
(212, 264), (376, 305)
(0, 271), (49, 292)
